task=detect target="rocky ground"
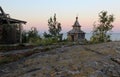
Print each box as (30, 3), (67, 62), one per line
(0, 42), (120, 77)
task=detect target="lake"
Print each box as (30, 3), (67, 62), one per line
(63, 33), (120, 41)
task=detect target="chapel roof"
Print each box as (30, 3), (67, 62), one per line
(68, 29), (85, 34)
(73, 17), (81, 27)
(68, 16), (85, 34)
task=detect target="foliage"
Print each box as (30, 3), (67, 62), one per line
(39, 38), (58, 46)
(22, 30), (28, 43)
(27, 27), (39, 39)
(48, 14), (62, 36)
(43, 32), (52, 38)
(22, 27), (41, 45)
(44, 14), (63, 42)
(22, 14), (63, 45)
(90, 11), (114, 43)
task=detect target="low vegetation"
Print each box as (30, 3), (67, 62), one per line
(0, 45), (61, 65)
(0, 44), (34, 52)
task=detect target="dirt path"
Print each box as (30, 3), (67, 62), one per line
(0, 42), (120, 77)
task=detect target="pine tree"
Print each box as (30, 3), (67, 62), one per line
(44, 14), (62, 41)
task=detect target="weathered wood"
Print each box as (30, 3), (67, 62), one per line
(0, 6), (27, 44)
(0, 6), (10, 25)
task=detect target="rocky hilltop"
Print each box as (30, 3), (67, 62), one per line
(0, 42), (120, 77)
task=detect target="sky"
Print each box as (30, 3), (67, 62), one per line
(0, 0), (120, 33)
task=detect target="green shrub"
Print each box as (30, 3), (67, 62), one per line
(29, 37), (41, 45)
(39, 38), (58, 46)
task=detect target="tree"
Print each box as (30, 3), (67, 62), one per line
(44, 14), (62, 41)
(22, 30), (28, 43)
(27, 27), (39, 39)
(90, 11), (114, 43)
(22, 27), (41, 44)
(43, 32), (52, 38)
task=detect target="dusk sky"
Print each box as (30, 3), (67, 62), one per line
(0, 0), (120, 33)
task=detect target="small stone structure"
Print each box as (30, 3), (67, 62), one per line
(67, 17), (85, 42)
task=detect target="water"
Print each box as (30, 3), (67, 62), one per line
(63, 33), (120, 41)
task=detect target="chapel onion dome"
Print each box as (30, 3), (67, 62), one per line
(68, 16), (85, 34)
(73, 16), (81, 27)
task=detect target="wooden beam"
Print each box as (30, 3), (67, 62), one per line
(0, 6), (10, 25)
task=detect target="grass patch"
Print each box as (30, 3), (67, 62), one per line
(0, 44), (35, 52)
(0, 45), (61, 65)
(0, 54), (23, 64)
